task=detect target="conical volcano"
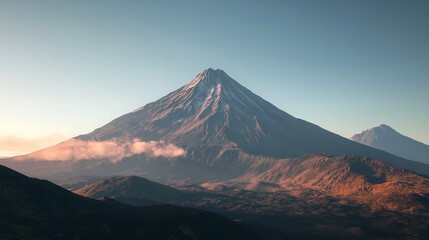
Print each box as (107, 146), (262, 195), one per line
(2, 69), (429, 179)
(78, 69), (428, 172)
(79, 68), (301, 157)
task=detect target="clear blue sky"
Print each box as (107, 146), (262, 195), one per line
(1, 0), (428, 156)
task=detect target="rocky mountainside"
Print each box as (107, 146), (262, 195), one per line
(351, 124), (429, 164)
(78, 69), (426, 170)
(205, 154), (429, 213)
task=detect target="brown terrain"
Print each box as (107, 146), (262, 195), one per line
(202, 154), (429, 214)
(72, 154), (429, 239)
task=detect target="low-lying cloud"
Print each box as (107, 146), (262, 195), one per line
(17, 138), (186, 163)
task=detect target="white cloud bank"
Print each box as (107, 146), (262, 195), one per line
(15, 138), (186, 163)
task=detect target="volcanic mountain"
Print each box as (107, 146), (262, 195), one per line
(351, 124), (429, 164)
(2, 68), (429, 180)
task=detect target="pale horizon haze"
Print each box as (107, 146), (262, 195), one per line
(1, 0), (428, 156)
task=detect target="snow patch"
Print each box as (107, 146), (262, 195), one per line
(201, 87), (215, 110)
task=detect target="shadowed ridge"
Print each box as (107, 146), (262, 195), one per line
(74, 175), (186, 203)
(0, 164), (261, 240)
(0, 164), (110, 220)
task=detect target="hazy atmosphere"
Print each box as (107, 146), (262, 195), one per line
(1, 0), (428, 156)
(1, 2), (429, 239)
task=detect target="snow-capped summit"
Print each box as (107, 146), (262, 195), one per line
(80, 68), (296, 155)
(184, 68), (228, 90)
(177, 68), (269, 116)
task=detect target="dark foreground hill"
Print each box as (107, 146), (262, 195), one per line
(0, 164), (258, 240)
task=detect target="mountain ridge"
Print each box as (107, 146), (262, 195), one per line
(74, 175), (186, 203)
(202, 154), (429, 213)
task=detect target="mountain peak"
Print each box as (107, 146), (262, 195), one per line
(377, 124), (394, 131)
(204, 67), (222, 73)
(82, 68), (295, 155)
(184, 68), (231, 90)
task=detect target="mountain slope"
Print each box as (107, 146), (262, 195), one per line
(0, 164), (259, 240)
(76, 68), (429, 176)
(2, 68), (429, 180)
(204, 154), (429, 213)
(0, 164), (109, 220)
(351, 124), (429, 164)
(74, 176), (186, 203)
